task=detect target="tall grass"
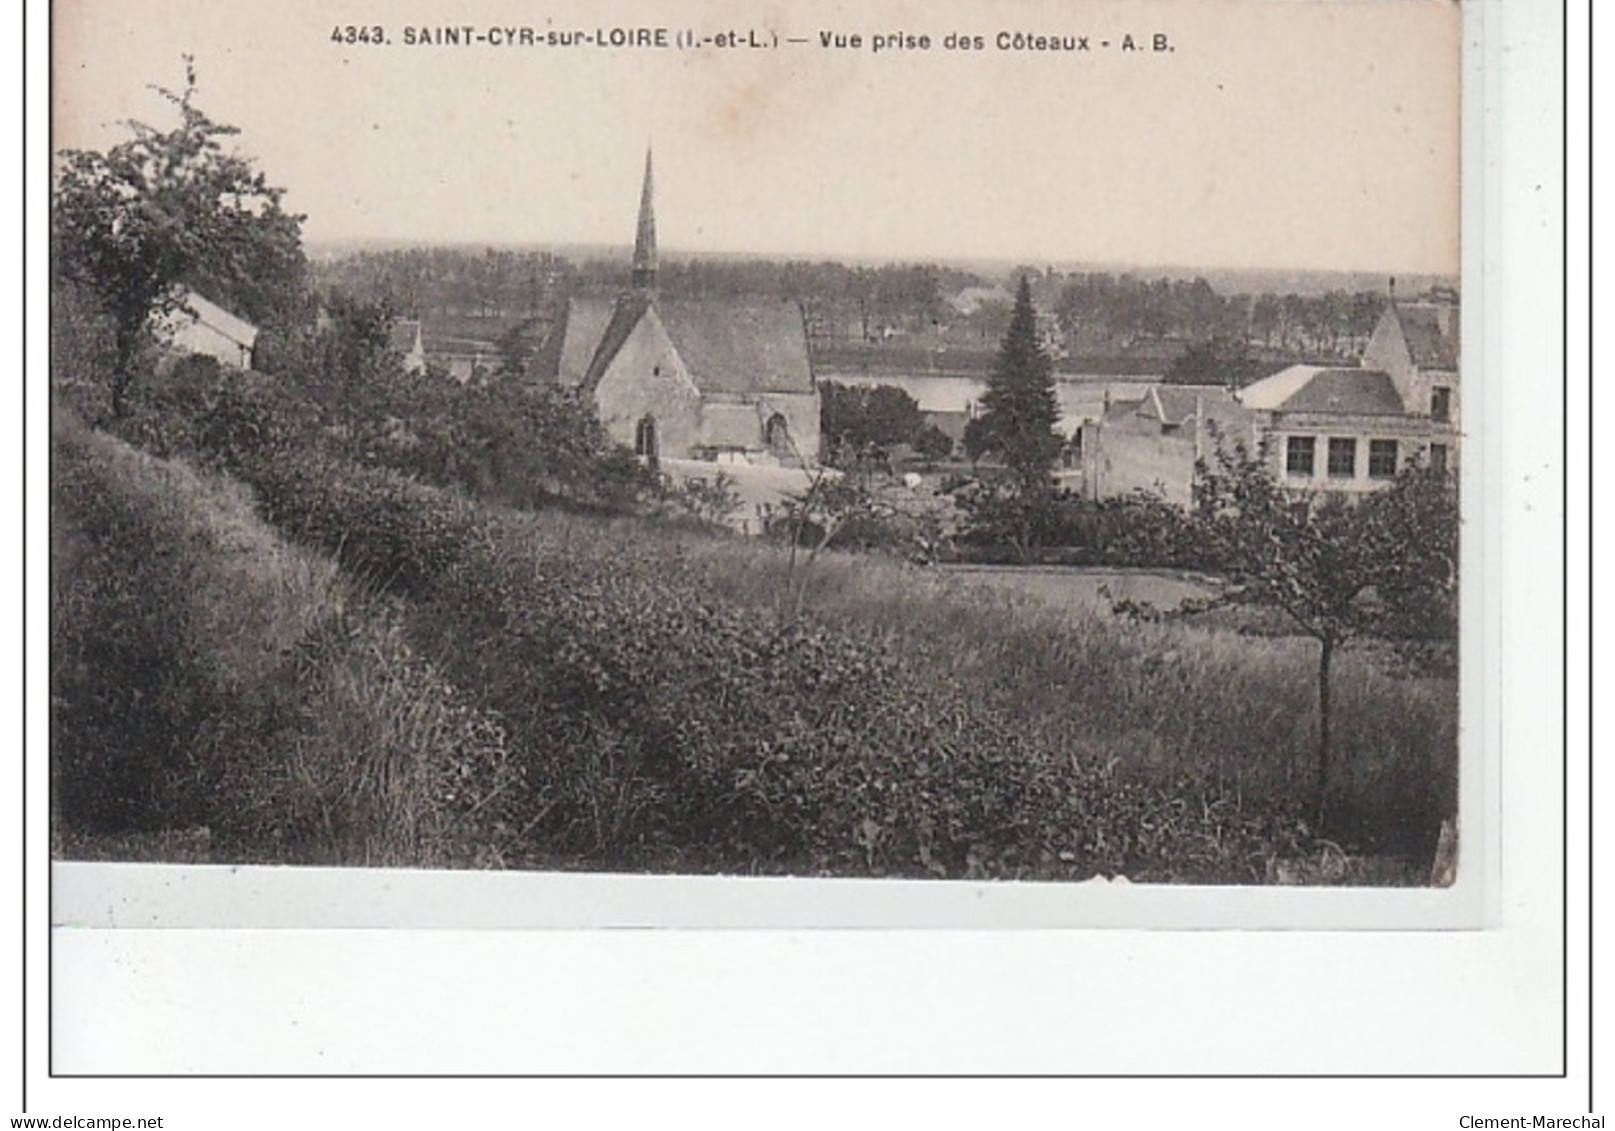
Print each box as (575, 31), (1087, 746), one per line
(50, 417), (518, 865)
(487, 512), (1457, 859)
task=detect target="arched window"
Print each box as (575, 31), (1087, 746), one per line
(635, 415), (659, 464)
(764, 412), (791, 456)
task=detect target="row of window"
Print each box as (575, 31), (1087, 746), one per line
(1285, 436), (1448, 480)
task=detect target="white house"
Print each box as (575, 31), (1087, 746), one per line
(1078, 291), (1460, 501)
(1244, 293), (1460, 490)
(152, 289), (259, 370)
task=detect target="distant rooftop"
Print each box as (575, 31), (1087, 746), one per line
(1238, 365), (1406, 416)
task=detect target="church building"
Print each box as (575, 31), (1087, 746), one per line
(536, 151), (822, 467)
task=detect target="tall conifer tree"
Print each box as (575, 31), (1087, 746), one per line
(975, 275), (1063, 490)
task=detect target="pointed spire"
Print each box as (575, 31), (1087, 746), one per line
(632, 147), (657, 293)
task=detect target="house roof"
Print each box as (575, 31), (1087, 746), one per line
(1237, 365), (1407, 416)
(1103, 396), (1147, 422)
(162, 289), (258, 347)
(950, 285), (1012, 315)
(1392, 305), (1458, 370)
(1146, 384), (1249, 427)
(548, 292), (816, 396)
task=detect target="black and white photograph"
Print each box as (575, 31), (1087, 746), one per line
(24, 0), (1591, 1108)
(46, 0), (1467, 895)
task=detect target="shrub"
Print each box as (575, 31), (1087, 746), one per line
(215, 610), (522, 867)
(762, 476), (947, 565)
(236, 448), (482, 597)
(947, 478), (1208, 568)
(658, 472), (744, 530)
(49, 278), (120, 424)
(51, 415), (331, 829)
(106, 356), (325, 472)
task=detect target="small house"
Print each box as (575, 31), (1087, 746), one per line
(151, 289), (258, 370)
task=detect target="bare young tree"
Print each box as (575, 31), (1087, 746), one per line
(1116, 438), (1459, 825)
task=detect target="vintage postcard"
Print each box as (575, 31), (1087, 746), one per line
(46, 0), (1473, 942)
(32, 0), (1587, 1103)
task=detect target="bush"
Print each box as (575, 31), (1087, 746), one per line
(948, 478), (1206, 568)
(657, 472), (744, 531)
(106, 355), (325, 472)
(127, 438), (1449, 879)
(236, 448), (482, 597)
(216, 610), (522, 867)
(762, 476), (947, 565)
(344, 375), (658, 515)
(418, 526), (1268, 877)
(49, 278), (120, 423)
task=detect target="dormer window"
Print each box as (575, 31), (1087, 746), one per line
(1430, 386), (1452, 422)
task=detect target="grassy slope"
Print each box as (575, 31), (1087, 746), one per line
(231, 438), (1451, 879)
(50, 419), (518, 866)
(52, 419), (1454, 881)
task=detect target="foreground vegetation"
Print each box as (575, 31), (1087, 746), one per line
(51, 407), (1455, 882)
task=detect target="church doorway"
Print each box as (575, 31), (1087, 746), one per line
(635, 414), (660, 467)
(764, 412), (791, 458)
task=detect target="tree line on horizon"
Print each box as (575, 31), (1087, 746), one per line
(308, 245), (1412, 364)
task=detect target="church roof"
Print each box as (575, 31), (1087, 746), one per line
(537, 151), (814, 398)
(540, 297), (619, 386)
(1238, 365), (1406, 416)
(544, 292), (815, 396)
(581, 294), (654, 388)
(653, 298), (815, 394)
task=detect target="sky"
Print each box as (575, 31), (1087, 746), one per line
(52, 0), (1461, 275)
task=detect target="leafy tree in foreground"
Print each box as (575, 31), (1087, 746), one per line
(1116, 439), (1459, 826)
(971, 275), (1063, 490)
(53, 59), (306, 415)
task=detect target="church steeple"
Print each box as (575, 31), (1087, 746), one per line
(631, 147), (657, 293)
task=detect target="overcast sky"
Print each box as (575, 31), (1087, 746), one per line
(53, 0), (1461, 274)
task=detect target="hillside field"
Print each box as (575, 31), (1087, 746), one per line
(50, 422), (1456, 883)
